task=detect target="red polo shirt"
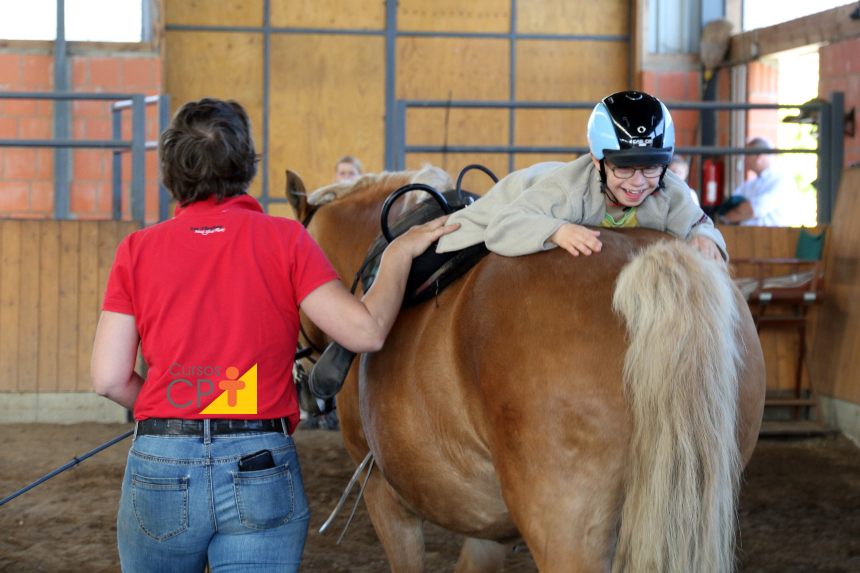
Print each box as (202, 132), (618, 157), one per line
(102, 194), (339, 432)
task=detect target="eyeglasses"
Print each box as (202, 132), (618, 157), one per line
(606, 164), (665, 179)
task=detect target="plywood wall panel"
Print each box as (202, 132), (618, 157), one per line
(165, 0), (264, 27)
(268, 34), (386, 198)
(397, 0), (510, 33)
(270, 0), (384, 30)
(811, 167), (860, 405)
(517, 0), (628, 36)
(397, 37), (510, 101)
(515, 40), (628, 102)
(57, 224), (80, 392)
(76, 223), (99, 391)
(17, 222), (40, 393)
(38, 221), (60, 393)
(164, 31), (265, 198)
(513, 109), (591, 148)
(512, 153), (579, 171)
(0, 222), (21, 392)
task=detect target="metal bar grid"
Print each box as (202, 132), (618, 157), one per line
(394, 95), (845, 224)
(164, 24), (628, 42)
(109, 94), (171, 221)
(0, 91), (150, 221)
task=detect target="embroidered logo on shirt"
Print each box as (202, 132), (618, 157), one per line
(191, 226), (225, 235)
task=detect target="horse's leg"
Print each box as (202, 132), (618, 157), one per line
(454, 538), (508, 573)
(361, 470), (426, 573)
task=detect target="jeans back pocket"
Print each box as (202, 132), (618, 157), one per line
(131, 474), (189, 541)
(233, 464), (295, 530)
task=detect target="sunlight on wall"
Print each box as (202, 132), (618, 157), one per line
(777, 49), (820, 227)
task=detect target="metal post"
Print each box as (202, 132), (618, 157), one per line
(817, 101), (832, 225)
(131, 94), (146, 221)
(509, 0), (517, 174)
(157, 94), (171, 221)
(396, 101), (407, 171)
(54, 0), (71, 219)
(829, 91), (845, 219)
(262, 0), (270, 211)
(111, 107), (122, 220)
(383, 0), (398, 171)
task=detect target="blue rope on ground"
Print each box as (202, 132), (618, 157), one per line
(0, 429), (134, 508)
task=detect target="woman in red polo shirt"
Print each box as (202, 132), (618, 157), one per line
(90, 98), (457, 573)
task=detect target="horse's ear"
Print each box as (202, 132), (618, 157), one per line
(286, 169), (309, 221)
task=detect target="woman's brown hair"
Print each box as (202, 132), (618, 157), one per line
(160, 98), (260, 206)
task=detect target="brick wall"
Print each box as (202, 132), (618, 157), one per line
(819, 37), (860, 167)
(0, 48), (162, 223)
(746, 60), (780, 147)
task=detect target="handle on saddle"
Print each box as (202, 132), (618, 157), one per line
(307, 341), (357, 400)
(455, 164), (499, 204)
(380, 183), (453, 243)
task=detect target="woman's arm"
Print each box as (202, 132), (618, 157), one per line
(300, 216), (459, 353)
(91, 311), (145, 410)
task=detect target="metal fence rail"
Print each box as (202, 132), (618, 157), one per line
(0, 91), (169, 222)
(391, 94), (845, 224)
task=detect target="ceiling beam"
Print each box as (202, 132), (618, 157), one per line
(729, 4), (860, 63)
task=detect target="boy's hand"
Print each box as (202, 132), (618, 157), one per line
(689, 236), (726, 267)
(550, 223), (602, 257)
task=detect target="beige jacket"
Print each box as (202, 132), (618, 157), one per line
(437, 155), (728, 261)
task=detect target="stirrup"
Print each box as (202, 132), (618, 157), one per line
(307, 341), (356, 400)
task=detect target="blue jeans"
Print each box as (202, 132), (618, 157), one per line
(118, 427), (310, 573)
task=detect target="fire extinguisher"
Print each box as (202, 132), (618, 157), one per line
(701, 158), (724, 207)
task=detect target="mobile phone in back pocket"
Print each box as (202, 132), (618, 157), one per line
(238, 449), (275, 472)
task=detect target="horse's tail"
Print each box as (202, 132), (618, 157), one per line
(611, 240), (742, 573)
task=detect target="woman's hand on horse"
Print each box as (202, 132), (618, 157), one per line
(689, 236), (726, 268)
(550, 223), (602, 257)
(392, 216), (461, 259)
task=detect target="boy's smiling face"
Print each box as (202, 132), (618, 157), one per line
(591, 154), (663, 208)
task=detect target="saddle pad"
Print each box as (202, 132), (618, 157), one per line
(359, 189), (489, 307)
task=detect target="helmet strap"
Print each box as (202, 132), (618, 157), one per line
(598, 159), (624, 207)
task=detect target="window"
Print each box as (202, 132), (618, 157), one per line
(648, 0), (702, 54)
(0, 0), (144, 42)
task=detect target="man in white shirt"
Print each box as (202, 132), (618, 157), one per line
(719, 137), (796, 226)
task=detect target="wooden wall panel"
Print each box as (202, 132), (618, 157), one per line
(0, 221), (138, 395)
(268, 34), (386, 200)
(270, 0), (384, 30)
(516, 40), (628, 102)
(37, 222), (59, 392)
(397, 0), (510, 33)
(165, 0), (263, 27)
(164, 31), (264, 198)
(0, 222), (21, 391)
(17, 222), (40, 392)
(517, 0), (628, 36)
(398, 37), (510, 181)
(404, 152), (510, 192)
(812, 167), (860, 405)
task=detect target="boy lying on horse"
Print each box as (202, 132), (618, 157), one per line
(436, 90), (727, 265)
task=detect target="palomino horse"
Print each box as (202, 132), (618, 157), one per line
(287, 166), (766, 573)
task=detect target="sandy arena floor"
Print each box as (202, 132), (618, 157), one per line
(1, 423), (859, 572)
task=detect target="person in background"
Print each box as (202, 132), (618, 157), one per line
(333, 155), (363, 183)
(668, 153), (700, 206)
(90, 98), (457, 573)
(718, 137), (796, 226)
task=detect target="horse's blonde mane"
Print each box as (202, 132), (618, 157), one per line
(307, 164), (454, 209)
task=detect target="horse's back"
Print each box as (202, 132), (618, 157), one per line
(360, 228), (669, 542)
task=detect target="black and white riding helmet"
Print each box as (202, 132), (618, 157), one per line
(587, 90), (675, 167)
